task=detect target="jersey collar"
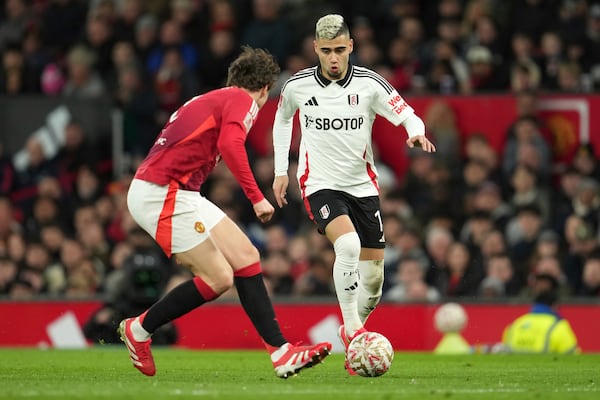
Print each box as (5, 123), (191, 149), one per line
(315, 63), (354, 88)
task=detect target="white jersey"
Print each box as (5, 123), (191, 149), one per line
(273, 64), (415, 198)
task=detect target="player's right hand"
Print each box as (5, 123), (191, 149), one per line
(253, 198), (275, 223)
(272, 175), (289, 208)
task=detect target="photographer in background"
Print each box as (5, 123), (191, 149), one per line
(83, 228), (179, 345)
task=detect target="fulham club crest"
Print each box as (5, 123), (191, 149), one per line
(319, 204), (330, 219)
(348, 94), (359, 107)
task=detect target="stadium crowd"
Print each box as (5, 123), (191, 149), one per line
(0, 0), (600, 304)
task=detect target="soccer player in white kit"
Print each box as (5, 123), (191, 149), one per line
(272, 14), (436, 375)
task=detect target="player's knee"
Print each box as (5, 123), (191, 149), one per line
(235, 244), (261, 266)
(210, 269), (234, 294)
(333, 232), (361, 263)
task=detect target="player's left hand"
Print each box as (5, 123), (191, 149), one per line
(406, 135), (436, 153)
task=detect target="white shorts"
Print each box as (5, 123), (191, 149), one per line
(127, 178), (226, 257)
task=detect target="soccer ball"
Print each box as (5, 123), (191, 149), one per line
(346, 331), (394, 377)
(434, 302), (468, 333)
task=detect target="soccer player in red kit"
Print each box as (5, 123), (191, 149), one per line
(120, 47), (331, 379)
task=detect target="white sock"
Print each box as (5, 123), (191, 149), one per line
(357, 260), (384, 324)
(131, 317), (151, 341)
(333, 232), (362, 335)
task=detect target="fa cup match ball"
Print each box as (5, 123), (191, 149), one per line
(434, 302), (468, 333)
(346, 331), (394, 377)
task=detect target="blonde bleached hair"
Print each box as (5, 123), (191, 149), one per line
(315, 14), (350, 40)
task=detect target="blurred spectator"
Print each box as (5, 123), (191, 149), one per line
(459, 209), (494, 254)
(510, 60), (542, 92)
(16, 241), (49, 295)
(208, 0), (238, 35)
(0, 144), (16, 196)
(153, 46), (199, 126)
(6, 231), (25, 265)
(40, 62), (65, 95)
(40, 0), (88, 55)
(466, 45), (509, 92)
(23, 194), (61, 240)
(562, 213), (599, 293)
(0, 256), (18, 294)
(62, 44), (107, 99)
(526, 254), (570, 298)
(242, 0), (291, 67)
(506, 204), (545, 281)
(15, 136), (58, 194)
(384, 255), (441, 302)
(77, 219), (111, 278)
(538, 31), (565, 88)
(64, 255), (100, 298)
(146, 19), (199, 75)
(169, 0), (206, 44)
(556, 60), (583, 92)
(133, 14), (159, 67)
(508, 163), (551, 224)
(508, 0), (559, 45)
(481, 252), (522, 296)
(52, 120), (96, 191)
(424, 226), (454, 275)
(571, 143), (600, 180)
(113, 62), (159, 156)
(112, 0), (143, 42)
(0, 43), (40, 94)
(422, 100), (460, 168)
(569, 177), (600, 231)
(471, 181), (512, 231)
(533, 230), (562, 260)
(584, 3), (600, 86)
(552, 165), (582, 233)
(39, 221), (66, 264)
(293, 254), (334, 296)
(0, 0), (35, 51)
(198, 29), (237, 91)
(478, 276), (505, 298)
(385, 36), (420, 92)
(262, 251), (294, 295)
(463, 133), (499, 175)
(580, 250), (600, 296)
(104, 39), (139, 92)
(431, 241), (481, 297)
(479, 229), (508, 265)
(460, 160), (492, 212)
(70, 165), (104, 209)
(82, 9), (115, 80)
(502, 115), (552, 183)
(425, 40), (470, 94)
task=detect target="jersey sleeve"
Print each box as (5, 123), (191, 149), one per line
(218, 94), (264, 204)
(272, 84), (297, 176)
(369, 72), (415, 128)
(550, 320), (580, 354)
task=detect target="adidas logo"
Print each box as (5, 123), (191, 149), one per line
(304, 96), (319, 106)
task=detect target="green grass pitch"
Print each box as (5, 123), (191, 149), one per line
(0, 347), (598, 400)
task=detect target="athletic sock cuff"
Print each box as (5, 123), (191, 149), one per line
(192, 276), (219, 301)
(234, 262), (262, 278)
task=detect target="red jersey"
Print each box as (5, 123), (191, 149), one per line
(135, 87), (264, 204)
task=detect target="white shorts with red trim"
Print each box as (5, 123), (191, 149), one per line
(127, 178), (226, 257)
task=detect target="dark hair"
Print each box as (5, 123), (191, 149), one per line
(533, 273), (559, 306)
(226, 46), (280, 91)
